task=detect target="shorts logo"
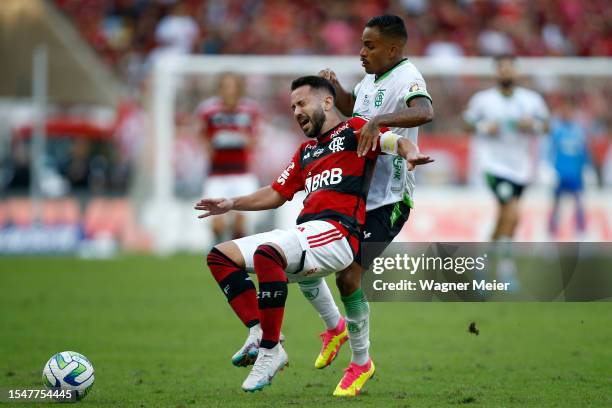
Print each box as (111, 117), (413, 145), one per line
(305, 168), (343, 194)
(304, 268), (319, 277)
(496, 181), (513, 201)
(363, 230), (372, 239)
(328, 136), (345, 153)
(276, 161), (295, 185)
(374, 89), (386, 108)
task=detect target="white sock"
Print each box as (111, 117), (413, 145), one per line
(496, 235), (513, 256)
(495, 236), (516, 280)
(342, 288), (370, 365)
(298, 278), (341, 330)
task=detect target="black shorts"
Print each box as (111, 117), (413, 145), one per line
(356, 196), (411, 268)
(485, 173), (525, 204)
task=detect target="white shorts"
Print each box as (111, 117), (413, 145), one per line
(203, 174), (258, 198)
(232, 220), (354, 283)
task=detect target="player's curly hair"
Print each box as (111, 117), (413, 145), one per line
(291, 76), (336, 99)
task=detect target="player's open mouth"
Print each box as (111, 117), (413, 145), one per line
(299, 117), (310, 130)
(361, 59), (369, 67)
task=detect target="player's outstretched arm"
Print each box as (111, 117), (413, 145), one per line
(319, 69), (355, 117)
(356, 96), (434, 156)
(397, 138), (434, 171)
(195, 186), (287, 219)
(378, 132), (433, 170)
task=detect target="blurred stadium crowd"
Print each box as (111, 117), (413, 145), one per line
(48, 0), (611, 180)
(0, 0), (610, 251)
(57, 0), (612, 73)
(1, 0), (607, 194)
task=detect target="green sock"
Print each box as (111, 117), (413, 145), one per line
(341, 288), (370, 365)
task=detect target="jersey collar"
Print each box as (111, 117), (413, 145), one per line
(316, 121), (345, 144)
(374, 58), (408, 83)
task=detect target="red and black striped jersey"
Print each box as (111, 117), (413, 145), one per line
(272, 116), (385, 235)
(196, 97), (259, 175)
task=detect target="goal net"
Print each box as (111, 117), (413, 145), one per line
(139, 55), (612, 252)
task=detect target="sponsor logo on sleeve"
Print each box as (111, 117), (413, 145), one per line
(276, 162), (295, 185)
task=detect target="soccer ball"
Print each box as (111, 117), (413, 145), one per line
(42, 351), (95, 400)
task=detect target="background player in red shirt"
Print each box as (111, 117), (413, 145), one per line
(196, 72), (260, 242)
(196, 76), (432, 395)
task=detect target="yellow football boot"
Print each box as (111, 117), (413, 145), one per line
(333, 359), (375, 397)
(314, 317), (348, 369)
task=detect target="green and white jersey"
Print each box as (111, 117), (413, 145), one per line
(352, 59), (431, 211)
(464, 87), (549, 185)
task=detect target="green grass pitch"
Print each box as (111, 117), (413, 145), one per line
(1, 255), (610, 407)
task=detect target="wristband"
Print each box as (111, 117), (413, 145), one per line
(379, 131), (401, 155)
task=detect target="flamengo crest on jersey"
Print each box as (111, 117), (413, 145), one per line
(352, 59), (432, 211)
(329, 136), (345, 152)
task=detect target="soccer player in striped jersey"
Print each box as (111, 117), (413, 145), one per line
(197, 76), (432, 393)
(196, 72), (260, 242)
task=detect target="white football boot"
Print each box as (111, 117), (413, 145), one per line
(231, 325), (285, 367)
(241, 343), (288, 392)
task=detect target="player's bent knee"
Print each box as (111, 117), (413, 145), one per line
(212, 216), (225, 229)
(207, 241), (246, 270)
(335, 263), (361, 296)
(336, 276), (359, 297)
(254, 243), (288, 269)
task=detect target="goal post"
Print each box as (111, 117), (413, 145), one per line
(144, 55), (612, 252)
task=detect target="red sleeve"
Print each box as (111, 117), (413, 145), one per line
(271, 147), (303, 200)
(196, 105), (213, 140)
(347, 116), (389, 159)
(347, 116), (367, 131)
(250, 104), (261, 136)
(241, 99), (260, 138)
(201, 116), (213, 140)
